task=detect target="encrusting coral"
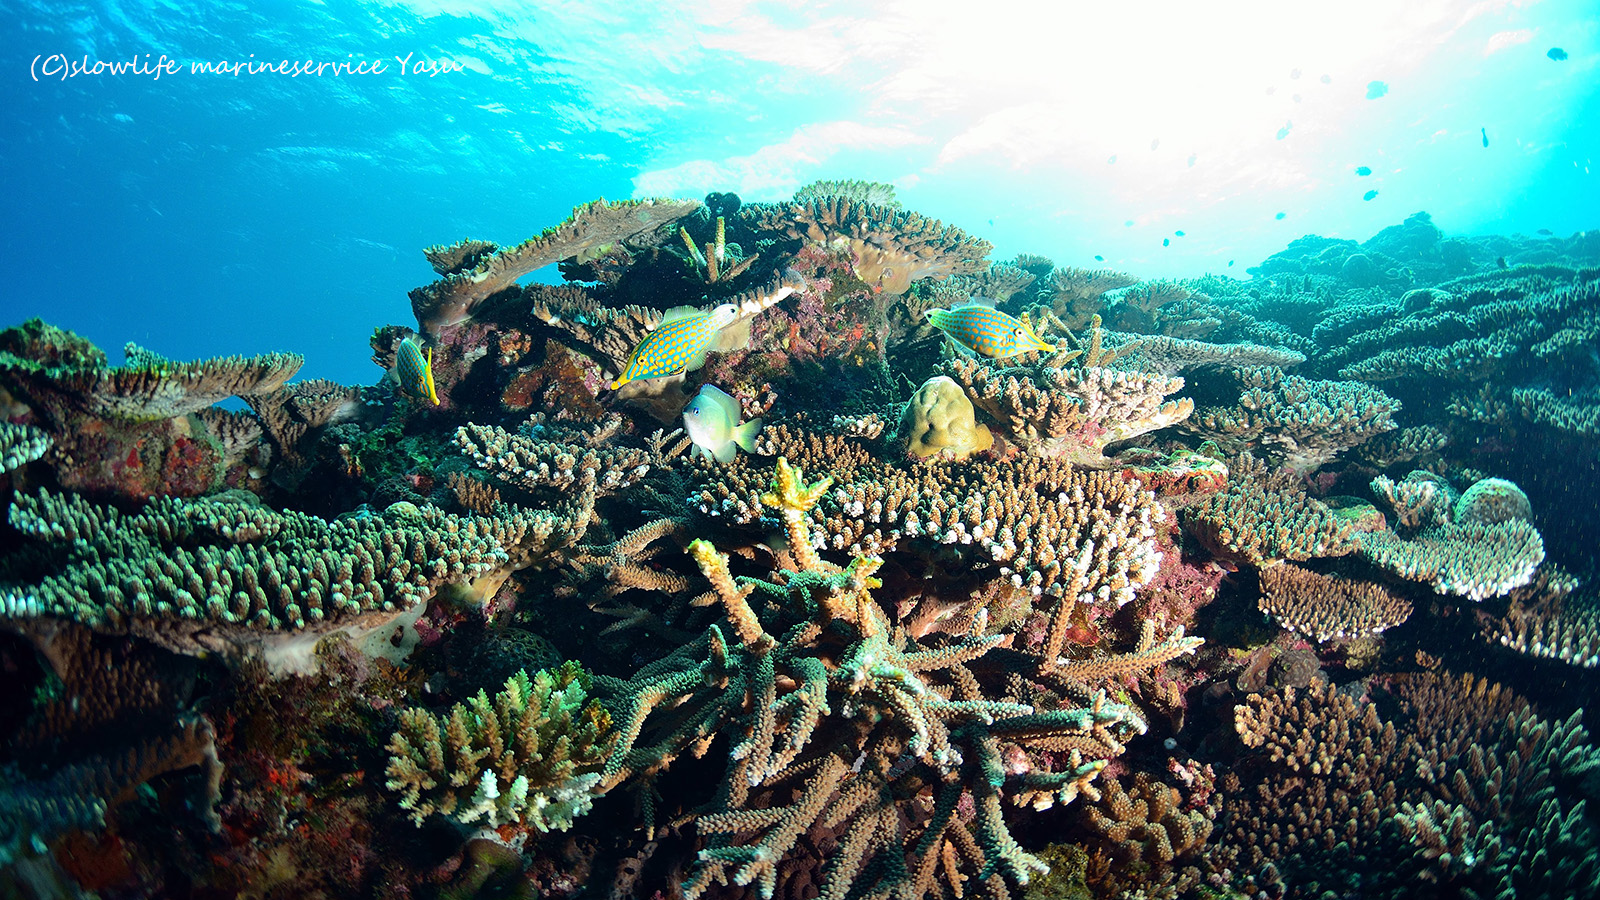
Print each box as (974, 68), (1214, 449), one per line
(385, 661), (615, 831)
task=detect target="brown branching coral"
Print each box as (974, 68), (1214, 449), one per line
(410, 198), (699, 334)
(1183, 453), (1360, 565)
(0, 627), (222, 865)
(1478, 568), (1600, 667)
(1257, 563), (1414, 641)
(1360, 471), (1545, 602)
(1219, 673), (1600, 900)
(1077, 770), (1216, 899)
(455, 422), (654, 496)
(0, 421), (50, 473)
(245, 378), (362, 469)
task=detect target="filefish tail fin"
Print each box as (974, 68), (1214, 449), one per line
(733, 417), (763, 453)
(710, 316), (753, 353)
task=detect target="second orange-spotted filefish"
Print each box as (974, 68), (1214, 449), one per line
(926, 303), (1058, 359)
(395, 338), (439, 405)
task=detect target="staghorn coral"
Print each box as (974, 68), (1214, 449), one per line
(936, 355), (1192, 467)
(1182, 453), (1359, 566)
(1076, 770), (1216, 899)
(597, 459), (1159, 900)
(409, 198), (699, 334)
(1187, 366), (1400, 473)
(1257, 563), (1413, 641)
(1218, 673), (1600, 900)
(385, 661), (614, 830)
(0, 487), (589, 671)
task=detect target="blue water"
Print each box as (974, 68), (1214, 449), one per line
(2, 0), (1598, 386)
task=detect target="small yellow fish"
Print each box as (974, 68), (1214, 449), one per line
(927, 304), (1058, 358)
(395, 339), (439, 405)
(611, 304), (741, 389)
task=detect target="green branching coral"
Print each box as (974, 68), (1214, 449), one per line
(385, 662), (615, 831)
(597, 458), (1155, 900)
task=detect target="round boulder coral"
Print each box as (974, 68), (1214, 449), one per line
(1453, 476), (1532, 525)
(901, 375), (992, 461)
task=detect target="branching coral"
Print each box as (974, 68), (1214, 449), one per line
(409, 198), (699, 334)
(1218, 673), (1600, 900)
(1257, 563), (1414, 641)
(1187, 366), (1400, 473)
(0, 421), (50, 473)
(385, 662), (615, 830)
(744, 192), (991, 295)
(0, 487), (587, 670)
(936, 355), (1192, 467)
(1478, 570), (1600, 667)
(1182, 453), (1359, 565)
(1361, 472), (1544, 601)
(596, 460), (1166, 899)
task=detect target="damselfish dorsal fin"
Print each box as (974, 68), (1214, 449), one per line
(699, 384), (742, 422)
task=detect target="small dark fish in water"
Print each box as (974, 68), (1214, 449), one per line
(1125, 220), (1134, 227)
(1174, 230), (1186, 237)
(1228, 260), (1235, 267)
(1320, 74), (1332, 84)
(1163, 238), (1170, 247)
(1187, 153), (1197, 167)
(1366, 80), (1388, 99)
(1363, 190), (1379, 201)
(1548, 47), (1568, 61)
(1108, 155), (1117, 164)
(1275, 212), (1286, 220)
(1276, 121), (1292, 140)
(1537, 228), (1553, 236)
(1497, 256), (1508, 269)
(1481, 127), (1489, 148)
(1355, 166), (1372, 176)
(1094, 255), (1104, 261)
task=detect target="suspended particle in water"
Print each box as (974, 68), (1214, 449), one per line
(1291, 68), (1301, 79)
(1108, 154), (1117, 164)
(1228, 260), (1235, 266)
(1188, 153), (1197, 167)
(1276, 121), (1292, 140)
(1151, 138), (1160, 150)
(1125, 220), (1135, 227)
(1320, 74), (1332, 84)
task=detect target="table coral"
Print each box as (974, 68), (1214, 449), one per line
(1182, 453), (1359, 566)
(1187, 365), (1400, 473)
(409, 198), (699, 335)
(1257, 562), (1414, 641)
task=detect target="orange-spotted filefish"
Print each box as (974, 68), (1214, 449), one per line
(396, 339), (439, 405)
(926, 304), (1058, 359)
(610, 269), (805, 390)
(611, 303), (742, 389)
